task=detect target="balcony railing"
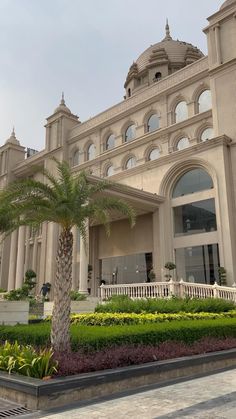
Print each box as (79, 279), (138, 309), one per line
(100, 280), (236, 302)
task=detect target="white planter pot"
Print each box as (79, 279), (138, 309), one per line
(0, 301), (29, 325)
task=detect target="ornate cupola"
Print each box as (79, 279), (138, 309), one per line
(124, 21), (204, 98)
(45, 93), (80, 153)
(0, 128), (25, 184)
(5, 127), (20, 146)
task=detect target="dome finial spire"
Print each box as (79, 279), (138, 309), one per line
(60, 92), (65, 106)
(5, 126), (20, 145)
(164, 18), (172, 40)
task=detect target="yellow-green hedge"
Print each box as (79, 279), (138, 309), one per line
(70, 310), (236, 326)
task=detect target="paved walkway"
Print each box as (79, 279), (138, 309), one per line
(5, 368), (236, 418)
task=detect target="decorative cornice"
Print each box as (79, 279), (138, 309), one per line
(69, 57), (209, 140)
(86, 174), (165, 206)
(205, 2), (236, 27)
(208, 57), (236, 76)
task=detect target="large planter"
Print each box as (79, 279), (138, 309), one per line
(0, 301), (29, 325)
(0, 349), (236, 410)
(44, 299), (98, 317)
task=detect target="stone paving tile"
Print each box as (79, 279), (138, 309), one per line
(17, 368), (236, 419)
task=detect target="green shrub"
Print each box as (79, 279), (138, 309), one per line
(0, 341), (57, 378)
(4, 285), (29, 301)
(70, 310), (236, 326)
(2, 318), (236, 352)
(70, 318), (236, 351)
(0, 323), (51, 347)
(95, 296), (235, 314)
(70, 291), (87, 301)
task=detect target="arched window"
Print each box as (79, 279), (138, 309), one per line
(176, 137), (190, 151)
(201, 128), (214, 142)
(198, 90), (212, 113)
(154, 72), (162, 81)
(172, 168), (219, 284)
(147, 114), (160, 133)
(149, 148), (160, 161)
(106, 165), (114, 177)
(125, 157), (136, 170)
(172, 168), (213, 198)
(175, 101), (188, 123)
(125, 124), (136, 142)
(106, 134), (115, 150)
(72, 150), (80, 166)
(87, 144), (95, 161)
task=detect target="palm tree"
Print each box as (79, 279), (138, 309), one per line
(0, 160), (135, 352)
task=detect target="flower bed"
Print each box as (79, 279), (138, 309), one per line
(54, 337), (236, 376)
(70, 311), (236, 326)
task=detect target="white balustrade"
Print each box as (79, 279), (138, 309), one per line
(100, 280), (236, 302)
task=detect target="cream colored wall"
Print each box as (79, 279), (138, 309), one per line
(98, 214), (153, 259)
(210, 67), (236, 140)
(68, 75), (213, 180)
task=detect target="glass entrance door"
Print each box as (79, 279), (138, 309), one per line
(175, 244), (219, 284)
(100, 253), (153, 285)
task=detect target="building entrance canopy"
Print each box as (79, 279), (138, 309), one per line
(87, 175), (165, 225)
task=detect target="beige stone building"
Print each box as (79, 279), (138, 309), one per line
(1, 0), (236, 295)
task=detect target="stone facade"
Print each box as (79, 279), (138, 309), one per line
(1, 1), (236, 295)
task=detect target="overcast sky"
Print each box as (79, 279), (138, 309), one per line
(0, 0), (223, 150)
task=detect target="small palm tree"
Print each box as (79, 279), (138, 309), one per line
(0, 160), (135, 352)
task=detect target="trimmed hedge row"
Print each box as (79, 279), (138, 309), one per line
(95, 296), (235, 314)
(70, 311), (236, 326)
(1, 318), (236, 351)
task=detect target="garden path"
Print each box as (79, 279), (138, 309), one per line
(16, 367), (236, 418)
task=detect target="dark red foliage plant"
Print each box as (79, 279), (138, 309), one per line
(54, 337), (236, 377)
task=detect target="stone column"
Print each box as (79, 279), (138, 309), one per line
(38, 223), (47, 287)
(214, 24), (222, 65)
(24, 227), (30, 272)
(15, 226), (26, 288)
(32, 236), (38, 272)
(45, 222), (58, 283)
(72, 226), (78, 290)
(7, 230), (18, 291)
(152, 210), (160, 280)
(79, 222), (89, 294)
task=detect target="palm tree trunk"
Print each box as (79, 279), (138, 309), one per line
(51, 228), (73, 352)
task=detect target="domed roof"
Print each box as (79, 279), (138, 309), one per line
(136, 39), (203, 73)
(220, 0), (236, 9)
(54, 93), (71, 114)
(135, 23), (203, 73)
(124, 22), (203, 90)
(5, 128), (20, 145)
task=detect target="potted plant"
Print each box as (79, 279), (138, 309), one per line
(164, 262), (176, 281)
(218, 267), (227, 286)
